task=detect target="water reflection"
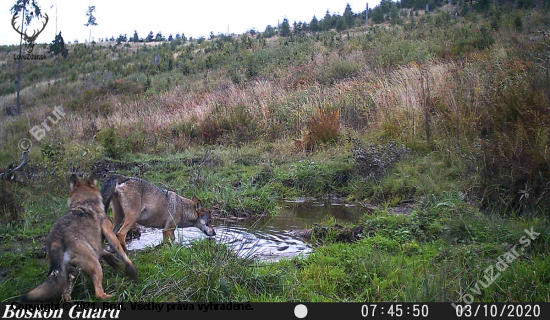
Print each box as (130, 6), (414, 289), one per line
(126, 199), (365, 261)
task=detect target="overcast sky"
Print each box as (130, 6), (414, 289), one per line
(1, 0), (380, 46)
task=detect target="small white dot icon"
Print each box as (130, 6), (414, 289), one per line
(294, 304), (308, 318)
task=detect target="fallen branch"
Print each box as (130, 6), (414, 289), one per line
(0, 149), (30, 181)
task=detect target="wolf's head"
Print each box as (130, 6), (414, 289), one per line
(67, 174), (103, 208)
(192, 196), (216, 237)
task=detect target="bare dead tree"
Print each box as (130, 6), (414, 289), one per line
(10, 0), (45, 114)
(0, 148), (30, 181)
(421, 68), (431, 145)
(537, 30), (550, 151)
(539, 30), (550, 112)
(452, 65), (461, 147)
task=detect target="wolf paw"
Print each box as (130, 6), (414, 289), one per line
(96, 292), (113, 300)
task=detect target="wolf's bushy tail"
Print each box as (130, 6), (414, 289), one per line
(20, 244), (68, 302)
(100, 174), (127, 213)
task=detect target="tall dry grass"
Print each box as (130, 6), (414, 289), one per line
(369, 61), (458, 141)
(0, 58), (479, 151)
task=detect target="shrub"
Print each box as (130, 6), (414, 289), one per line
(251, 166), (274, 187)
(40, 141), (65, 164)
(352, 140), (410, 179)
(452, 26), (495, 55)
(0, 83), (17, 96)
(197, 105), (262, 145)
(66, 89), (112, 117)
(170, 117), (199, 149)
(0, 184), (22, 222)
(104, 79), (143, 95)
(5, 118), (30, 136)
(196, 114), (224, 145)
(96, 127), (125, 159)
(308, 106), (340, 146)
(476, 77), (550, 212)
(124, 123), (147, 153)
(171, 118), (199, 140)
(472, 26), (495, 50)
(286, 160), (325, 193)
(65, 89), (98, 112)
(316, 57), (361, 85)
(219, 106), (262, 145)
(377, 39), (432, 67)
(514, 15), (523, 32)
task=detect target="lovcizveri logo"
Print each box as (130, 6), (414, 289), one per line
(11, 11), (49, 57)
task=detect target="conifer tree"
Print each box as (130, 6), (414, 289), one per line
(155, 31), (163, 41)
(280, 18), (291, 37)
(322, 10), (332, 30)
(84, 6), (97, 43)
(146, 31), (154, 42)
(336, 15), (346, 31)
(344, 3), (354, 27)
(264, 25), (275, 38)
(49, 31), (68, 79)
(310, 15), (319, 32)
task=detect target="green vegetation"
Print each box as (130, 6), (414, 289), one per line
(1, 1), (550, 303)
(2, 182), (548, 301)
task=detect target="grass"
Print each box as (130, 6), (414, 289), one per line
(4, 207), (547, 302)
(1, 143), (549, 302)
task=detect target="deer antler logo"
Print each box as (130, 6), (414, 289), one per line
(11, 12), (49, 54)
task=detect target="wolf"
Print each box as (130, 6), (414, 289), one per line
(21, 175), (138, 302)
(101, 174), (215, 252)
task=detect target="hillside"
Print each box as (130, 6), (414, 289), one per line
(1, 2), (549, 303)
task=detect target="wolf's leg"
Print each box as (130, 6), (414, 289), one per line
(101, 250), (119, 269)
(162, 219), (177, 245)
(114, 211), (138, 252)
(162, 197), (179, 245)
(62, 270), (77, 302)
(162, 228), (176, 244)
(112, 197), (124, 234)
(70, 245), (112, 300)
(101, 219), (139, 281)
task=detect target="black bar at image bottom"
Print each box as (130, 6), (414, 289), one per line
(1, 302), (547, 319)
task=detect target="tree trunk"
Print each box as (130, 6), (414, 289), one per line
(56, 54), (59, 80)
(548, 52), (550, 149)
(547, 54), (550, 113)
(422, 70), (431, 145)
(16, 7), (25, 114)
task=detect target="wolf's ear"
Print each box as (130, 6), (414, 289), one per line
(192, 195), (202, 210)
(69, 174), (79, 191)
(87, 175), (98, 188)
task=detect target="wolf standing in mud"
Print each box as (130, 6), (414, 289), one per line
(21, 175), (138, 301)
(101, 174), (215, 252)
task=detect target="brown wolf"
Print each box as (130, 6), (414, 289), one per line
(21, 175), (138, 302)
(101, 174), (215, 252)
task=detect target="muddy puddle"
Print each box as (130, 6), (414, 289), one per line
(126, 198), (365, 261)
